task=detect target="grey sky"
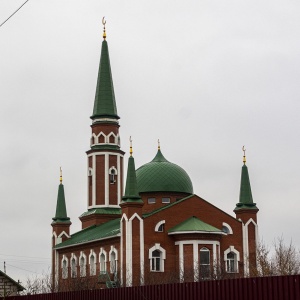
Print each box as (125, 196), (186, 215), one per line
(1, 0), (300, 284)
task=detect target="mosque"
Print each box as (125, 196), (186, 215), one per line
(51, 23), (259, 289)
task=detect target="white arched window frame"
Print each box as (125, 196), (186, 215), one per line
(107, 132), (117, 144)
(149, 243), (166, 272)
(91, 133), (97, 146)
(89, 249), (97, 276)
(96, 132), (106, 144)
(70, 253), (77, 278)
(109, 246), (118, 274)
(79, 251), (87, 277)
(99, 248), (107, 273)
(61, 255), (68, 279)
(155, 220), (166, 232)
(222, 222), (233, 234)
(108, 167), (118, 184)
(224, 246), (240, 273)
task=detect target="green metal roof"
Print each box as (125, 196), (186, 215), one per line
(91, 40), (119, 120)
(168, 216), (222, 234)
(136, 149), (193, 194)
(122, 155), (143, 203)
(52, 184), (70, 224)
(55, 218), (120, 249)
(80, 207), (121, 218)
(235, 164), (258, 211)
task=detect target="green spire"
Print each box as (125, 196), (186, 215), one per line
(52, 182), (70, 223)
(91, 39), (119, 121)
(122, 147), (143, 203)
(235, 150), (257, 211)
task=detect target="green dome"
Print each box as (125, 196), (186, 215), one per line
(136, 149), (193, 194)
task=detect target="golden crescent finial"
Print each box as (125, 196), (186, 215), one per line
(129, 136), (133, 156)
(158, 139), (160, 150)
(102, 17), (107, 40)
(242, 146), (246, 164)
(60, 167), (63, 184)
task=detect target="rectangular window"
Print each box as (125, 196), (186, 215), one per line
(200, 249), (210, 279)
(148, 198), (156, 204)
(162, 197), (170, 204)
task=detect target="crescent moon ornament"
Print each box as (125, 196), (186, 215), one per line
(102, 17), (107, 39)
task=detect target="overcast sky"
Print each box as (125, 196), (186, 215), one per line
(1, 0), (300, 285)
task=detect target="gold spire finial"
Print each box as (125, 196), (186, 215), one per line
(129, 136), (133, 156)
(158, 139), (160, 150)
(242, 146), (246, 164)
(60, 167), (63, 184)
(102, 17), (107, 40)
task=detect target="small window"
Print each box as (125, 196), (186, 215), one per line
(110, 169), (116, 184)
(110, 251), (116, 274)
(62, 258), (68, 279)
(226, 252), (237, 273)
(157, 224), (164, 232)
(151, 250), (161, 271)
(148, 198), (156, 204)
(162, 197), (170, 204)
(222, 226), (230, 234)
(79, 256), (86, 277)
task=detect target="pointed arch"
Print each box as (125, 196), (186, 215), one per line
(79, 251), (87, 277)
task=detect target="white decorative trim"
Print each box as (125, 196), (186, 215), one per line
(193, 243), (198, 281)
(242, 218), (258, 276)
(117, 155), (121, 204)
(61, 254), (68, 279)
(120, 214), (128, 286)
(92, 154), (96, 206)
(99, 247), (107, 272)
(105, 154), (109, 206)
(79, 251), (87, 277)
(224, 246), (240, 273)
(169, 230), (224, 235)
(175, 240), (220, 282)
(92, 118), (119, 124)
(70, 253), (77, 278)
(222, 222), (233, 234)
(155, 220), (165, 232)
(109, 246), (118, 274)
(149, 243), (166, 272)
(107, 132), (117, 144)
(89, 249), (97, 276)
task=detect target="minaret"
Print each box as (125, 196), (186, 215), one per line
(234, 147), (259, 275)
(120, 138), (144, 287)
(51, 169), (71, 286)
(81, 18), (125, 229)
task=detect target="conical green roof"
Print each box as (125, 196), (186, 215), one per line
(52, 184), (70, 223)
(136, 149), (193, 194)
(168, 216), (222, 234)
(91, 40), (119, 120)
(122, 156), (143, 203)
(235, 164), (258, 210)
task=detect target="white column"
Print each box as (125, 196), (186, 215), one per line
(92, 154), (96, 206)
(117, 154), (121, 204)
(105, 153), (109, 206)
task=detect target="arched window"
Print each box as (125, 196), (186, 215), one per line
(151, 250), (161, 271)
(200, 248), (210, 279)
(149, 244), (166, 272)
(109, 167), (117, 184)
(99, 248), (107, 273)
(79, 252), (86, 277)
(226, 252), (237, 273)
(61, 256), (68, 279)
(100, 254), (106, 272)
(70, 254), (77, 278)
(155, 220), (166, 232)
(224, 246), (240, 273)
(89, 250), (97, 276)
(110, 251), (116, 273)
